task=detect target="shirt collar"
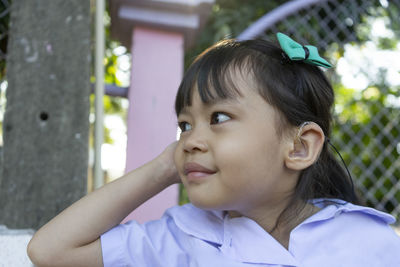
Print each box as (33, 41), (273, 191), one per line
(221, 216), (299, 266)
(167, 204), (225, 245)
(168, 199), (395, 265)
(168, 204), (299, 265)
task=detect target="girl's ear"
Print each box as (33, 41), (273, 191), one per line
(284, 122), (325, 171)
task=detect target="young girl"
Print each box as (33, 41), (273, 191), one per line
(28, 33), (400, 266)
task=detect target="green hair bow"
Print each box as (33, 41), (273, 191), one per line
(276, 32), (332, 68)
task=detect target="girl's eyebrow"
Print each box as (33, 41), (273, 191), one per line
(178, 97), (241, 116)
(204, 97), (241, 107)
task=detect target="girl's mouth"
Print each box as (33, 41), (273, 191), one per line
(184, 162), (216, 181)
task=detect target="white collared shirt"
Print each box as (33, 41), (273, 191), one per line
(101, 199), (400, 266)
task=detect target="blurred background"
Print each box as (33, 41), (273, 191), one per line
(0, 0), (399, 232)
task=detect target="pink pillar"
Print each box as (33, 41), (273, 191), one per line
(123, 26), (182, 223)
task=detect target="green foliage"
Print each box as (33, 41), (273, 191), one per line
(0, 0), (11, 80)
(184, 0), (287, 70)
(88, 2), (129, 146)
(378, 37), (398, 50)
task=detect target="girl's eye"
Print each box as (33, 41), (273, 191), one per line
(211, 112), (231, 125)
(178, 121), (192, 132)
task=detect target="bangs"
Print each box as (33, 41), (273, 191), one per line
(175, 40), (256, 116)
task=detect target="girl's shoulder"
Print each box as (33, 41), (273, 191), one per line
(300, 198), (400, 248)
(309, 198), (395, 224)
(291, 199), (400, 266)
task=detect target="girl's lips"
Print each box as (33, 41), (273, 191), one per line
(184, 162), (216, 180)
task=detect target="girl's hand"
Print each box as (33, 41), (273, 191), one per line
(153, 141), (181, 186)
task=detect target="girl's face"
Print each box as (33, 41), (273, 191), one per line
(174, 75), (298, 216)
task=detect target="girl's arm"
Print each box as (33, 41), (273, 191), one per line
(27, 142), (180, 267)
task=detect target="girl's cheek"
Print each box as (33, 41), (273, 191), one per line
(218, 132), (245, 150)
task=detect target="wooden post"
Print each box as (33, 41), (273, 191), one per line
(0, 0), (91, 229)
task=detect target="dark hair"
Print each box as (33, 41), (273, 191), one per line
(175, 38), (359, 228)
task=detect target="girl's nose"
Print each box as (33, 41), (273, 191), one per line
(183, 130), (208, 153)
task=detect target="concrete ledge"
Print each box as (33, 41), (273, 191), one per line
(0, 225), (35, 267)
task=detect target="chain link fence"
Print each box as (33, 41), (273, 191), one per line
(240, 0), (400, 222)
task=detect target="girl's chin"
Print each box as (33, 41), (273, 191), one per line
(188, 195), (230, 211)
